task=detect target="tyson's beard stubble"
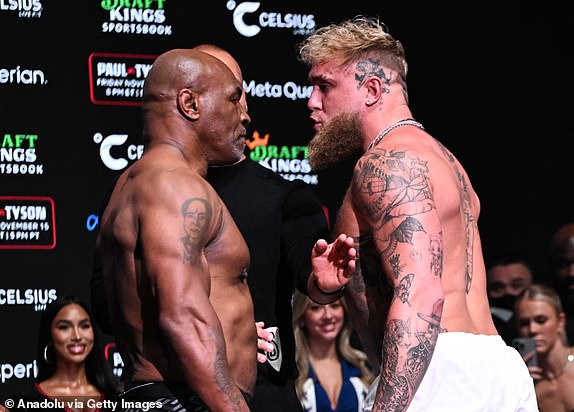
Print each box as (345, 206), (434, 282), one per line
(308, 112), (364, 171)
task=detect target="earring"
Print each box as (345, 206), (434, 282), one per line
(43, 344), (53, 364)
(366, 99), (371, 106)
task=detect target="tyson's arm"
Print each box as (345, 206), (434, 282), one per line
(90, 176), (120, 335)
(142, 177), (249, 412)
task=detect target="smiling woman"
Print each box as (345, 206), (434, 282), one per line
(292, 291), (374, 412)
(6, 296), (118, 412)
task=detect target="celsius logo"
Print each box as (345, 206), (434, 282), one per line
(0, 0), (43, 18)
(0, 288), (57, 311)
(93, 132), (143, 171)
(0, 66), (47, 85)
(227, 1), (315, 37)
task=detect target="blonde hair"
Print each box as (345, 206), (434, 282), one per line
(292, 290), (374, 400)
(298, 15), (408, 84)
(515, 283), (568, 344)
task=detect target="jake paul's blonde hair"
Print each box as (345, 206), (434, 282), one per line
(298, 15), (408, 86)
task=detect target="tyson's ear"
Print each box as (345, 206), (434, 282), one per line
(178, 88), (200, 120)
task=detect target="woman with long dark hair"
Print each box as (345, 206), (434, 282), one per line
(33, 295), (117, 411)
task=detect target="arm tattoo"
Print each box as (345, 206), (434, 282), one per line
(376, 298), (444, 411)
(355, 150), (434, 228)
(379, 318), (411, 410)
(354, 150), (434, 262)
(213, 332), (244, 409)
(180, 197), (212, 264)
(384, 217), (426, 262)
(429, 233), (443, 278)
(389, 254), (402, 279)
(394, 273), (414, 306)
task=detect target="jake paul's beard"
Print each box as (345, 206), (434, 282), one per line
(308, 111), (364, 171)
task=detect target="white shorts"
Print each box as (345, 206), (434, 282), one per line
(363, 332), (538, 412)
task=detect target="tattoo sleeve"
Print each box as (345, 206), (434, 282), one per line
(376, 298), (444, 411)
(352, 149), (445, 411)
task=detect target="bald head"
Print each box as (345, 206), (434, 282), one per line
(143, 48), (239, 104)
(193, 44), (243, 83)
(141, 48), (247, 161)
(193, 44), (247, 111)
(552, 223), (574, 253)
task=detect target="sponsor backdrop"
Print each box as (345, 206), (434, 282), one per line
(0, 0), (570, 396)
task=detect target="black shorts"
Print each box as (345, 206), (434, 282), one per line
(118, 382), (208, 412)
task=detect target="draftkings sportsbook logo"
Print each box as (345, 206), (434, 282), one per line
(100, 0), (172, 36)
(246, 131), (317, 185)
(89, 52), (156, 105)
(1, 133), (44, 175)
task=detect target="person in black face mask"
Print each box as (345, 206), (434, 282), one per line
(486, 254), (534, 345)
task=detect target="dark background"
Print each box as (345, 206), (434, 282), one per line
(1, 0), (572, 396)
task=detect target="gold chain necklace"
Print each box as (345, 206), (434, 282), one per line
(367, 118), (425, 151)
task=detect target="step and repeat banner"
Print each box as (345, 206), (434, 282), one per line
(2, 0), (571, 397)
(0, 0), (383, 395)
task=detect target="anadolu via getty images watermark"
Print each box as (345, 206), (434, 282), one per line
(3, 397), (163, 411)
